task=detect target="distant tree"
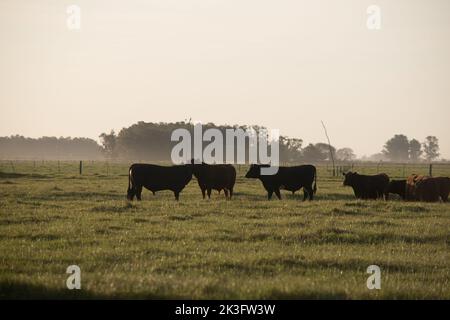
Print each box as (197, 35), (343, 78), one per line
(279, 137), (303, 162)
(382, 134), (410, 162)
(423, 136), (440, 162)
(314, 143), (336, 161)
(288, 138), (303, 156)
(336, 148), (356, 162)
(408, 139), (422, 162)
(99, 130), (117, 159)
(301, 143), (329, 162)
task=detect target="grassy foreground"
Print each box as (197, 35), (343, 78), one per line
(0, 162), (449, 299)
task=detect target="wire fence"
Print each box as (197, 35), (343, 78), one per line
(1, 160), (450, 179)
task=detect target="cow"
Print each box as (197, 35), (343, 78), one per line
(342, 172), (389, 200)
(414, 176), (450, 202)
(384, 179), (406, 200)
(245, 164), (317, 200)
(434, 177), (450, 202)
(405, 174), (426, 201)
(127, 163), (193, 201)
(191, 160), (236, 199)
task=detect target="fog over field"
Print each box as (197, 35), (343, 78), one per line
(1, 0), (450, 158)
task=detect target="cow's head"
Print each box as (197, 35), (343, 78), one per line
(245, 164), (270, 178)
(190, 158), (206, 178)
(343, 171), (357, 186)
(190, 158), (203, 165)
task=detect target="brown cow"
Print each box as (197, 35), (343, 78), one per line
(405, 174), (426, 201)
(406, 175), (450, 202)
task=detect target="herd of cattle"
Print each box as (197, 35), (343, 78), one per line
(343, 171), (450, 202)
(126, 161), (450, 203)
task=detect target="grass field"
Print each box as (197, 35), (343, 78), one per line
(0, 161), (449, 299)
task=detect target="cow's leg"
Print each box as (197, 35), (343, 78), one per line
(274, 189), (281, 200)
(267, 190), (273, 200)
(174, 190), (180, 201)
(136, 186), (143, 201)
(229, 187), (233, 199)
(207, 188), (212, 199)
(224, 189), (229, 199)
(376, 189), (383, 200)
(305, 186), (314, 200)
(201, 188), (206, 199)
(302, 189), (308, 201)
(127, 187), (135, 201)
(441, 186), (449, 202)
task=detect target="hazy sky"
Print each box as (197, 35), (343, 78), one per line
(1, 0), (449, 158)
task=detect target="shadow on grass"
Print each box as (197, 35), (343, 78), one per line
(0, 280), (187, 299)
(0, 172), (49, 179)
(91, 202), (137, 213)
(0, 281), (105, 299)
(2, 280), (442, 299)
(26, 191), (127, 202)
(266, 289), (349, 299)
(315, 193), (356, 201)
(0, 280), (349, 300)
(207, 229), (448, 246)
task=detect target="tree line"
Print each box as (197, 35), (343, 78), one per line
(380, 135), (440, 162)
(98, 121), (357, 163)
(0, 135), (102, 160)
(0, 122), (442, 163)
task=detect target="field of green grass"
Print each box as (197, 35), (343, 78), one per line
(0, 161), (449, 299)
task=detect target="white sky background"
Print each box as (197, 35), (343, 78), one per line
(0, 0), (449, 158)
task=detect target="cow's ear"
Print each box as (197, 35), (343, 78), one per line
(342, 172), (346, 176)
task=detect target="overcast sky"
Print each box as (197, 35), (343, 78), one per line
(1, 0), (449, 158)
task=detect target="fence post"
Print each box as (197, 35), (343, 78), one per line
(429, 164), (432, 177)
(79, 161), (83, 175)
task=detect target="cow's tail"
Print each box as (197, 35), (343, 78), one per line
(128, 168), (131, 192)
(313, 167), (317, 194)
(127, 166), (133, 200)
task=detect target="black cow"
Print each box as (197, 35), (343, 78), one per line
(127, 163), (192, 201)
(384, 179), (406, 200)
(343, 172), (389, 200)
(245, 164), (317, 200)
(191, 160), (236, 199)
